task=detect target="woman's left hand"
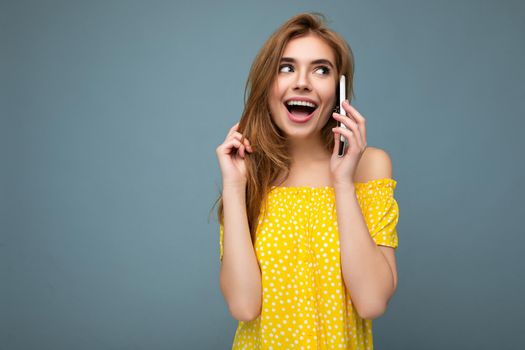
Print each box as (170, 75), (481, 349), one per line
(330, 100), (368, 186)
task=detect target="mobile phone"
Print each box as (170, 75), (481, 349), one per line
(335, 75), (348, 157)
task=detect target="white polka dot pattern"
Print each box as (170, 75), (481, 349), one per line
(219, 178), (399, 349)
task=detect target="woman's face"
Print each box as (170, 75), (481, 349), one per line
(268, 34), (337, 138)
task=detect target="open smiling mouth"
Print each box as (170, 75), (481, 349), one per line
(284, 102), (318, 121)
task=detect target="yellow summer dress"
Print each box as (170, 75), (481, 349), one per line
(219, 178), (399, 349)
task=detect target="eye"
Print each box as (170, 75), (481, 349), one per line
(278, 64), (330, 75)
(315, 66), (330, 75)
(279, 64), (294, 73)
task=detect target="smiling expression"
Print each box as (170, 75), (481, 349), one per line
(268, 34), (337, 137)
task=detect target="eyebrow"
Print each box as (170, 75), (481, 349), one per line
(280, 57), (335, 69)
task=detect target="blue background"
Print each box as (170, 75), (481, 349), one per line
(2, 0), (524, 349)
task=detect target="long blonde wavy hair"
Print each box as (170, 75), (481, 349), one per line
(211, 12), (356, 245)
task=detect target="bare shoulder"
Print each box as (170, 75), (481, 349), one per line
(354, 146), (393, 183)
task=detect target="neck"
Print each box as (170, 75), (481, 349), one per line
(287, 135), (331, 166)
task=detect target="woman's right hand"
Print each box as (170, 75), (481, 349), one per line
(216, 122), (254, 187)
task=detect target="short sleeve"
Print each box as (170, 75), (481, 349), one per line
(355, 178), (399, 249)
(219, 223), (224, 262)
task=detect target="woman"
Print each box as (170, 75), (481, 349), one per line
(215, 12), (399, 349)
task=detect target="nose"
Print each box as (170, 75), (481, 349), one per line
(293, 69), (312, 91)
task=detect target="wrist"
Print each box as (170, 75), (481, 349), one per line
(222, 181), (247, 192)
(333, 181), (356, 192)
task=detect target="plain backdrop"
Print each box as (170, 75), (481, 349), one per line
(2, 0), (524, 349)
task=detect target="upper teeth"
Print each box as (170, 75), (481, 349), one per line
(286, 100), (317, 108)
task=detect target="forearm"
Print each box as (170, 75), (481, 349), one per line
(334, 182), (395, 319)
(220, 184), (262, 321)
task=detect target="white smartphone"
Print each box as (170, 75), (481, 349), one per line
(335, 75), (348, 157)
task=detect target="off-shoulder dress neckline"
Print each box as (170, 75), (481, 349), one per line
(269, 177), (396, 191)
